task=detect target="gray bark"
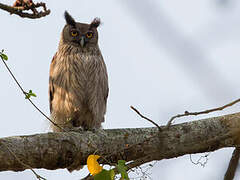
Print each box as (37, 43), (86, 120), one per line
(0, 112), (240, 172)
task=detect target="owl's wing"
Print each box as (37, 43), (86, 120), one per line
(103, 66), (109, 105)
(49, 53), (57, 113)
(100, 56), (109, 122)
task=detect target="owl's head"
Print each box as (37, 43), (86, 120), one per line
(62, 11), (100, 48)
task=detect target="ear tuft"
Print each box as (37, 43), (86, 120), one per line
(64, 11), (76, 27)
(90, 17), (101, 28)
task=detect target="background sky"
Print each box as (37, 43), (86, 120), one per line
(1, 0), (240, 179)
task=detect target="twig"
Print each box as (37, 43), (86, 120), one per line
(224, 147), (240, 180)
(127, 161), (155, 180)
(0, 54), (65, 132)
(0, 2), (50, 19)
(167, 98), (240, 128)
(189, 153), (210, 167)
(130, 106), (161, 131)
(1, 140), (46, 180)
(126, 156), (152, 171)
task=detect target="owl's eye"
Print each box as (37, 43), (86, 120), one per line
(86, 31), (93, 39)
(71, 30), (78, 37)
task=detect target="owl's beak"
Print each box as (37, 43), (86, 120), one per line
(80, 36), (85, 47)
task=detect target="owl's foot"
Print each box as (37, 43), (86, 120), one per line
(65, 126), (84, 132)
(83, 127), (100, 132)
(87, 127), (97, 133)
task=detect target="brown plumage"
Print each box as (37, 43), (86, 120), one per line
(49, 11), (108, 132)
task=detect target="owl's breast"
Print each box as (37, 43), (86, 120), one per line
(53, 53), (100, 106)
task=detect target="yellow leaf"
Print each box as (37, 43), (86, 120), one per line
(87, 155), (103, 176)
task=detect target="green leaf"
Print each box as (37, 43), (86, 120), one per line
(25, 90), (37, 99)
(0, 52), (8, 61)
(94, 169), (115, 180)
(117, 160), (129, 180)
(109, 170), (115, 180)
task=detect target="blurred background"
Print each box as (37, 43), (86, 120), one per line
(1, 0), (240, 179)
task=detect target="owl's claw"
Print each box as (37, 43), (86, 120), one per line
(65, 126), (84, 132)
(90, 127), (98, 133)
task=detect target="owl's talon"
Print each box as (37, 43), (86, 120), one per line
(89, 127), (97, 133)
(66, 126), (84, 132)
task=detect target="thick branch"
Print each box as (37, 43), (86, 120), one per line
(0, 112), (240, 172)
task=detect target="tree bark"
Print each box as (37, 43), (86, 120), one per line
(0, 112), (240, 172)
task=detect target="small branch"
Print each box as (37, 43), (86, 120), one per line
(0, 54), (65, 132)
(126, 156), (152, 170)
(130, 106), (161, 131)
(189, 153), (210, 167)
(167, 98), (240, 128)
(224, 147), (240, 180)
(0, 1), (50, 19)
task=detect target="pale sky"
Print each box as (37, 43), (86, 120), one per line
(1, 0), (240, 179)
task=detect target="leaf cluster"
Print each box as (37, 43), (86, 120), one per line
(87, 155), (129, 180)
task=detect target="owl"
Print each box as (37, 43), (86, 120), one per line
(49, 11), (108, 132)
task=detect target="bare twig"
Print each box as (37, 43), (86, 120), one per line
(1, 140), (46, 180)
(167, 98), (240, 128)
(130, 106), (161, 131)
(126, 156), (153, 171)
(189, 153), (210, 167)
(128, 161), (156, 180)
(224, 147), (240, 180)
(0, 54), (65, 132)
(0, 1), (50, 19)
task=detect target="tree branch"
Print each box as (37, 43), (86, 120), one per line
(0, 2), (50, 19)
(0, 112), (240, 172)
(224, 147), (240, 180)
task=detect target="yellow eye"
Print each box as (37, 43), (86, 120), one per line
(86, 32), (93, 39)
(71, 30), (78, 37)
